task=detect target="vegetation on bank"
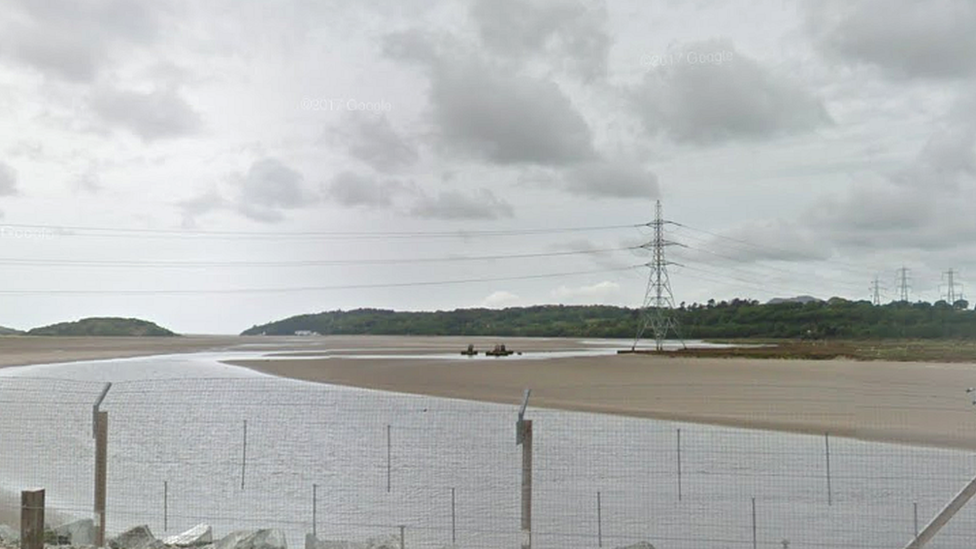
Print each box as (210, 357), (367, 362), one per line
(26, 317), (177, 337)
(242, 298), (976, 340)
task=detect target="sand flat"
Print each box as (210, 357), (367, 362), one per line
(226, 336), (976, 451)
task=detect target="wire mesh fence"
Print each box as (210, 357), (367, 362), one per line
(3, 375), (976, 548)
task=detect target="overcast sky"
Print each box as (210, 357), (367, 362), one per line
(1, 0), (975, 334)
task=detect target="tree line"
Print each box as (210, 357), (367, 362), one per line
(241, 298), (976, 339)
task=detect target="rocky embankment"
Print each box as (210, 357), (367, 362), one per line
(0, 521), (658, 549)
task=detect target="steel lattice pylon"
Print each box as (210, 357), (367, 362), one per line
(633, 200), (686, 352)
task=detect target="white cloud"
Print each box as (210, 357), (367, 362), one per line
(551, 281), (621, 303)
(481, 290), (520, 308)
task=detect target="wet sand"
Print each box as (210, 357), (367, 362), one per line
(0, 335), (244, 369)
(227, 336), (976, 451)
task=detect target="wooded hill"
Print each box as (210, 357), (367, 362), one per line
(27, 317), (177, 337)
(242, 298), (976, 339)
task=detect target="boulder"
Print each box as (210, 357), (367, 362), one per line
(110, 525), (163, 549)
(54, 519), (95, 546)
(215, 529), (287, 549)
(614, 543), (656, 549)
(164, 524), (213, 547)
(0, 525), (18, 544)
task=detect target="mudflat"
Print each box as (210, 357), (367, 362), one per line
(226, 336), (976, 451)
(0, 335), (243, 369)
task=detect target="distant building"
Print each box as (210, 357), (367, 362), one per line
(294, 330), (320, 336)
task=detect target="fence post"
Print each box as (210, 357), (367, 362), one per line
(241, 420), (248, 490)
(751, 497), (757, 549)
(450, 487), (456, 545)
(825, 433), (833, 506)
(312, 484), (318, 538)
(676, 428), (683, 502)
(21, 489), (44, 549)
(164, 481), (169, 532)
(387, 425), (392, 493)
(913, 501), (919, 540)
(94, 412), (108, 547)
(398, 525), (405, 549)
(597, 491), (603, 548)
(516, 390), (532, 549)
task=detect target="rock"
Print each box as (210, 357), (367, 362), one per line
(304, 535), (365, 549)
(215, 529), (287, 549)
(110, 525), (163, 549)
(614, 543), (656, 549)
(364, 536), (399, 549)
(54, 519), (95, 546)
(0, 525), (18, 544)
(164, 524), (213, 547)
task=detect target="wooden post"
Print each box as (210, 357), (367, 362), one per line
(398, 525), (405, 549)
(520, 420), (533, 549)
(450, 487), (456, 545)
(94, 411), (108, 547)
(21, 490), (44, 549)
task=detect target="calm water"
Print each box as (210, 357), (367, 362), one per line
(2, 351), (976, 549)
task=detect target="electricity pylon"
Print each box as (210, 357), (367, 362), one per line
(633, 200), (685, 352)
(870, 276), (884, 306)
(896, 267), (911, 303)
(942, 269), (964, 304)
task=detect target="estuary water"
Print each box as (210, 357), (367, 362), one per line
(2, 349), (976, 549)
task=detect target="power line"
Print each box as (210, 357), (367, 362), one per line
(0, 222), (642, 241)
(0, 265), (640, 296)
(0, 246), (635, 269)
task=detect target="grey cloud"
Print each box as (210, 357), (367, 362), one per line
(410, 188), (514, 220)
(808, 0), (976, 79)
(0, 0), (162, 82)
(325, 172), (413, 209)
(235, 158), (314, 222)
(89, 87), (201, 141)
(384, 30), (597, 166)
(71, 170), (101, 193)
(178, 189), (227, 228)
(0, 161), (19, 196)
(333, 115), (419, 173)
(471, 0), (610, 81)
(178, 158), (316, 225)
(563, 161), (659, 198)
(799, 93), (976, 252)
(690, 220), (832, 264)
(632, 39), (831, 144)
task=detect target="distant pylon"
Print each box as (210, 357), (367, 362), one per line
(942, 269), (964, 304)
(870, 276), (884, 306)
(633, 200), (685, 352)
(896, 267), (911, 302)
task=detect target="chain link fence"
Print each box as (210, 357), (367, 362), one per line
(3, 375), (976, 548)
